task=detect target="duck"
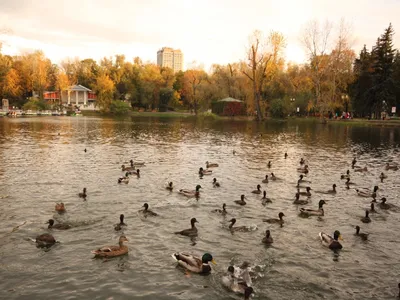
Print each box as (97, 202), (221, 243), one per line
(121, 164), (135, 172)
(262, 229), (273, 244)
(166, 182), (173, 191)
(355, 226), (369, 240)
(213, 203), (227, 215)
(354, 166), (368, 172)
(140, 203), (158, 217)
(297, 165), (309, 174)
(261, 190), (272, 203)
(35, 233), (56, 248)
(270, 173), (278, 181)
(398, 283), (400, 298)
(251, 184), (262, 194)
(317, 184), (337, 194)
(356, 186), (378, 198)
(228, 218), (254, 232)
(172, 252), (215, 274)
(234, 195), (247, 206)
(284, 152), (288, 159)
(300, 158), (305, 165)
(379, 172), (387, 180)
(361, 210), (371, 223)
(297, 186), (312, 197)
(385, 163), (398, 171)
(345, 178), (355, 187)
(55, 203), (66, 213)
(179, 185), (202, 198)
(118, 172), (129, 184)
(199, 167), (212, 176)
(114, 214), (127, 231)
(319, 230), (343, 250)
(263, 212), (285, 225)
(298, 174), (311, 183)
(262, 175), (269, 183)
(379, 197), (395, 210)
(78, 188), (87, 198)
(206, 161), (219, 168)
(267, 161), (272, 168)
(212, 178), (220, 187)
(47, 219), (71, 230)
(341, 170), (350, 179)
(221, 266), (254, 298)
(130, 159), (145, 167)
(352, 157), (357, 167)
(174, 218), (198, 237)
(127, 169), (140, 176)
(293, 192), (309, 205)
(299, 200), (326, 217)
(91, 235), (129, 258)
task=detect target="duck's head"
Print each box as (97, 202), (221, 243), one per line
(190, 218), (198, 225)
(168, 182), (173, 187)
(130, 159), (133, 164)
(333, 230), (343, 241)
(136, 169), (140, 174)
(333, 184), (337, 188)
(125, 172), (129, 177)
(271, 172), (275, 177)
(365, 210), (369, 217)
(120, 214), (125, 223)
(119, 235), (128, 243)
(370, 203), (375, 211)
(201, 253), (216, 264)
(319, 200), (326, 207)
(299, 175), (304, 179)
(195, 185), (202, 191)
(257, 184), (261, 190)
(278, 212), (285, 219)
(263, 190), (266, 197)
(346, 170), (350, 175)
(229, 218), (237, 225)
(199, 167), (204, 172)
(47, 219), (55, 227)
(306, 187), (312, 191)
(304, 164), (309, 168)
(381, 197), (387, 204)
(213, 178), (217, 183)
(373, 185), (379, 192)
(355, 225), (361, 233)
(244, 287), (254, 299)
(241, 194), (246, 201)
(265, 229), (271, 237)
(121, 165), (126, 169)
(222, 203), (226, 210)
(143, 203), (149, 210)
(227, 265), (234, 273)
(83, 188), (87, 192)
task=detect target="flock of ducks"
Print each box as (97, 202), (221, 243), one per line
(33, 154), (400, 299)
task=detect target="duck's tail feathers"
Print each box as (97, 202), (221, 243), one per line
(171, 253), (179, 261)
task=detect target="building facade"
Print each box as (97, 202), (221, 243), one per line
(157, 47), (183, 72)
(43, 85), (97, 110)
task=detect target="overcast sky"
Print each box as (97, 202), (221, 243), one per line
(1, 0), (399, 70)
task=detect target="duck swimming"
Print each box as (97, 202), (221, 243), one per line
(385, 163), (398, 171)
(379, 197), (395, 210)
(379, 172), (387, 181)
(228, 218), (255, 232)
(127, 169), (140, 177)
(179, 185), (202, 198)
(118, 172), (129, 184)
(36, 233), (56, 248)
(114, 214), (127, 231)
(206, 161), (219, 168)
(356, 186), (378, 198)
(121, 164), (135, 172)
(166, 182), (173, 191)
(270, 173), (278, 181)
(172, 252), (215, 274)
(341, 170), (350, 179)
(361, 210), (371, 223)
(140, 203), (159, 217)
(91, 235), (129, 258)
(55, 203), (66, 213)
(345, 178), (355, 187)
(267, 161), (272, 168)
(234, 195), (247, 206)
(130, 159), (145, 167)
(317, 184), (336, 194)
(300, 158), (305, 165)
(299, 200), (326, 217)
(174, 218), (198, 237)
(263, 212), (285, 225)
(199, 167), (212, 176)
(298, 174), (311, 183)
(213, 178), (220, 187)
(261, 190), (272, 203)
(355, 226), (369, 240)
(47, 219), (71, 230)
(251, 184), (262, 194)
(262, 229), (273, 244)
(284, 152), (288, 159)
(319, 230), (343, 250)
(293, 192), (309, 205)
(78, 188), (87, 198)
(213, 203), (227, 215)
(297, 186), (312, 197)
(262, 175), (269, 183)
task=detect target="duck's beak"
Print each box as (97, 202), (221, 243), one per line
(211, 259), (216, 265)
(339, 235), (343, 241)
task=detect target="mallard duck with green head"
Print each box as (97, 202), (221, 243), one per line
(179, 185), (202, 198)
(299, 200), (326, 217)
(263, 212), (285, 225)
(319, 230), (343, 250)
(118, 172), (130, 184)
(172, 252), (215, 274)
(199, 167), (212, 176)
(174, 218), (198, 237)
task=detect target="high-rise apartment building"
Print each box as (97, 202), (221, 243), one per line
(157, 47), (183, 72)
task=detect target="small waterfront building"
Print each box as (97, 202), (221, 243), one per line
(211, 97), (245, 116)
(43, 85), (97, 110)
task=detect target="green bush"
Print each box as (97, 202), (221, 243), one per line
(23, 98), (49, 111)
(269, 98), (286, 118)
(109, 100), (131, 115)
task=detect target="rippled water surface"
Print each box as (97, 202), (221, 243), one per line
(1, 116), (400, 300)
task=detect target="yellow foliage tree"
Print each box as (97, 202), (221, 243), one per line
(93, 74), (115, 112)
(3, 68), (22, 99)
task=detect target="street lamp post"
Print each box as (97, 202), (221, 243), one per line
(290, 98), (296, 115)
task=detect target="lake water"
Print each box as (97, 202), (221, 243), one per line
(0, 116), (399, 300)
